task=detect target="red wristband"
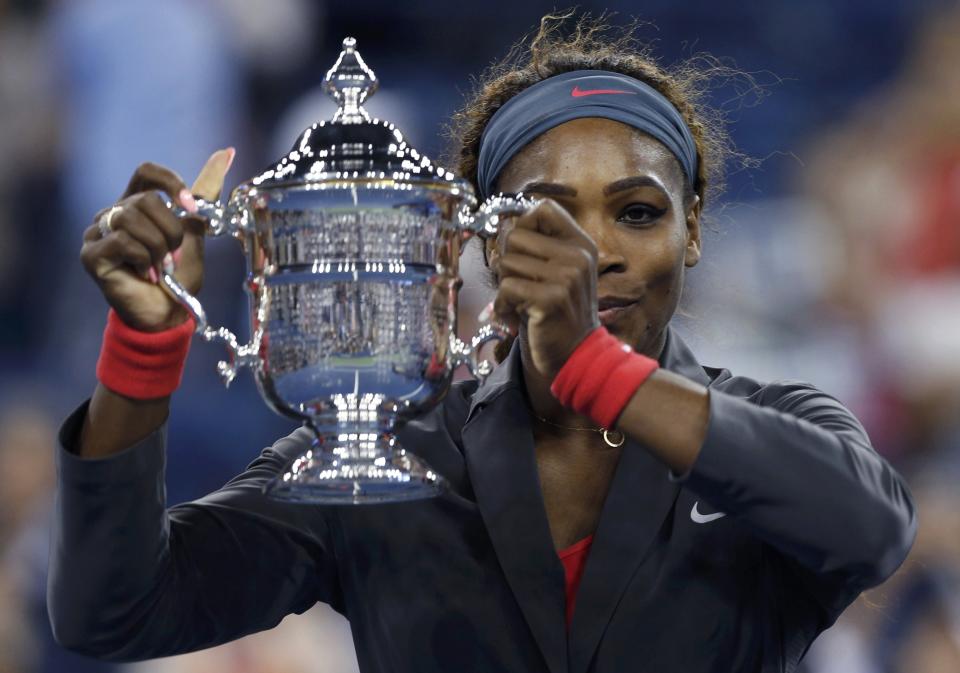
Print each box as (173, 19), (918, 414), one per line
(96, 309), (196, 399)
(550, 326), (659, 429)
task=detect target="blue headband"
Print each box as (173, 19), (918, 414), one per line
(476, 70), (698, 199)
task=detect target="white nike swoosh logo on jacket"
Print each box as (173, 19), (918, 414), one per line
(690, 502), (727, 524)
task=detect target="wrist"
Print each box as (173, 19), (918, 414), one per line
(116, 305), (191, 333)
(96, 308), (195, 400)
(154, 306), (192, 332)
(550, 326), (659, 429)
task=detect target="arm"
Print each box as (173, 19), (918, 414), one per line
(485, 195), (915, 590)
(613, 368), (710, 475)
(616, 373), (918, 588)
(47, 151), (337, 659)
(80, 382), (172, 458)
(48, 401), (340, 662)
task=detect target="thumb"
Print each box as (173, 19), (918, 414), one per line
(191, 147), (236, 201)
(170, 147), (235, 288)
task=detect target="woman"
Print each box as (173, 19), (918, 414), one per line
(48, 15), (916, 673)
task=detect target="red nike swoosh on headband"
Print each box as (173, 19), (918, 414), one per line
(571, 85), (635, 97)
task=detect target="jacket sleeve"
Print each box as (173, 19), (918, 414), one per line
(47, 400), (342, 662)
(674, 380), (917, 595)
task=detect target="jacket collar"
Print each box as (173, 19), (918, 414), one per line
(466, 322), (712, 424)
(460, 323), (713, 673)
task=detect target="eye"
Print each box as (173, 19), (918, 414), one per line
(619, 203), (666, 227)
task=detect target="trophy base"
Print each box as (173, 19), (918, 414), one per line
(264, 439), (447, 505)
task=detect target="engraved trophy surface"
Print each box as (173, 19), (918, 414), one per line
(159, 38), (535, 504)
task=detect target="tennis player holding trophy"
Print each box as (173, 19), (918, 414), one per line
(49, 20), (915, 673)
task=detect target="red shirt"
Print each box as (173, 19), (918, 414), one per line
(558, 534), (595, 628)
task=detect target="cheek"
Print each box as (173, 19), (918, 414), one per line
(628, 224), (688, 290)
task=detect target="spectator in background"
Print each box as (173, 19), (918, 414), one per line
(0, 571), (38, 673)
(0, 401), (55, 673)
(799, 5), (960, 672)
(804, 4), (960, 470)
(43, 0), (244, 383)
(0, 0), (60, 364)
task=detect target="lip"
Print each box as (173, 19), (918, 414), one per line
(597, 295), (638, 311)
(597, 297), (637, 326)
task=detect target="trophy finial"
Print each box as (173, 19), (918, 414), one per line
(325, 37), (378, 124)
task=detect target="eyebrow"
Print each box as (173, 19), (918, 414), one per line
(518, 175), (668, 198)
(518, 181), (577, 197)
(603, 175), (667, 196)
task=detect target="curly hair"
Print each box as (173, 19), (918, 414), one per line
(445, 11), (748, 362)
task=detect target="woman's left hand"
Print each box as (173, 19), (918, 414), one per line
(491, 198), (601, 382)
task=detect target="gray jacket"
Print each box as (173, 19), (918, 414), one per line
(47, 324), (917, 672)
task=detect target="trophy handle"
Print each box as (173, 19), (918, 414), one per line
(451, 321), (514, 383)
(157, 194), (257, 387)
(457, 192), (540, 238)
(453, 193), (537, 382)
(158, 191), (231, 236)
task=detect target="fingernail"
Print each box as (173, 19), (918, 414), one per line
(477, 300), (495, 323)
(171, 245), (183, 265)
(178, 188), (198, 214)
(162, 252), (175, 275)
(224, 147), (236, 172)
(147, 266), (159, 284)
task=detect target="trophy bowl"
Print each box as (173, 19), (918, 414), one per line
(157, 37), (535, 504)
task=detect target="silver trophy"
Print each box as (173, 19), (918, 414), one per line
(159, 37), (535, 504)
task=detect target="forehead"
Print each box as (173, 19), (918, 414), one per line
(496, 117), (687, 193)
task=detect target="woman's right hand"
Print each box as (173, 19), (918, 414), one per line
(80, 149), (235, 332)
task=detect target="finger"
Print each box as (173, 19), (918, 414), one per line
(133, 192), (185, 252)
(514, 198), (592, 244)
(491, 282), (523, 333)
(121, 161), (190, 206)
(109, 205), (169, 267)
(191, 147), (235, 201)
(82, 230), (154, 280)
(500, 226), (593, 266)
(497, 251), (563, 283)
(83, 218), (107, 243)
(493, 275), (559, 327)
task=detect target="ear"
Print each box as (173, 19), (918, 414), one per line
(684, 194), (702, 268)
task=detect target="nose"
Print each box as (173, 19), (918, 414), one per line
(598, 247), (628, 275)
(577, 211), (627, 275)
(592, 227), (627, 275)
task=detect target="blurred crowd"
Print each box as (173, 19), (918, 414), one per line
(1, 0), (958, 671)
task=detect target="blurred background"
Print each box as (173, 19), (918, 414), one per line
(1, 0), (959, 671)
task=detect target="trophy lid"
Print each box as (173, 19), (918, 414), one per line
(250, 37), (467, 192)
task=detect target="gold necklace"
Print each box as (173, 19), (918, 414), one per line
(533, 413), (626, 448)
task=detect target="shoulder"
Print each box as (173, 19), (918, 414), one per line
(391, 377), (481, 443)
(449, 377), (481, 403)
(439, 378), (481, 438)
(709, 368), (870, 444)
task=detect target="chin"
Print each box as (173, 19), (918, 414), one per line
(618, 318), (656, 352)
(602, 318), (629, 340)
